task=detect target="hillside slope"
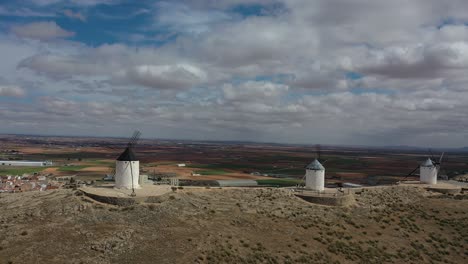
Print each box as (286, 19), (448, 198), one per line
(0, 187), (467, 264)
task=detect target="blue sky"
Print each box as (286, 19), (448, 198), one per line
(1, 0), (468, 147)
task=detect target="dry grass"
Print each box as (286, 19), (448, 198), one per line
(0, 186), (467, 264)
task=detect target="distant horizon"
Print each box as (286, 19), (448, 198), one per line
(1, 132), (466, 151)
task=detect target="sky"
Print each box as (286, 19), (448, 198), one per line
(1, 0), (468, 147)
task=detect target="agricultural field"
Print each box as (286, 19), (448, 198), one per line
(0, 166), (46, 176)
(1, 134), (468, 186)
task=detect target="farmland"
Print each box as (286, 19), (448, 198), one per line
(1, 134), (468, 186)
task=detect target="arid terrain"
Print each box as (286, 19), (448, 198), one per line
(1, 186), (467, 264)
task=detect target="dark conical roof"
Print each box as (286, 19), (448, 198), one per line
(117, 147), (137, 161)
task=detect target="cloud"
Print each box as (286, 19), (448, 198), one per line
(0, 85), (26, 97)
(0, 6), (55, 17)
(222, 81), (288, 101)
(18, 44), (208, 89)
(18, 53), (106, 79)
(29, 0), (118, 6)
(121, 64), (207, 89)
(63, 9), (86, 21)
(357, 42), (468, 79)
(3, 0), (468, 146)
(155, 2), (233, 34)
(11, 21), (75, 40)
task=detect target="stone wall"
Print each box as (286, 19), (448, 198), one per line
(295, 193), (356, 206)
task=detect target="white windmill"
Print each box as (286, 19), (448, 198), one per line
(114, 131), (142, 196)
(405, 151), (445, 185)
(303, 145), (325, 191)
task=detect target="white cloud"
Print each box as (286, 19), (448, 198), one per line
(0, 6), (55, 17)
(155, 2), (233, 34)
(356, 42), (468, 79)
(0, 85), (26, 97)
(63, 9), (86, 22)
(2, 0), (468, 146)
(11, 21), (75, 40)
(222, 81), (288, 101)
(122, 64), (207, 89)
(29, 0), (117, 6)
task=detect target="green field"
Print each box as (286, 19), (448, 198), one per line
(58, 165), (89, 172)
(194, 169), (229, 175)
(88, 160), (114, 166)
(188, 163), (274, 171)
(0, 166), (46, 176)
(256, 178), (302, 187)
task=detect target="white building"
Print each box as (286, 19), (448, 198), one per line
(305, 159), (325, 191)
(114, 147), (141, 190)
(177, 163), (186, 167)
(420, 158), (437, 185)
(0, 160), (53, 167)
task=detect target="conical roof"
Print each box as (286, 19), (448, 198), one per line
(420, 158), (434, 167)
(117, 147), (137, 161)
(306, 159), (324, 170)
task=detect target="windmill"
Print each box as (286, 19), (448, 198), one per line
(404, 150), (445, 184)
(301, 144), (326, 191)
(114, 131), (142, 196)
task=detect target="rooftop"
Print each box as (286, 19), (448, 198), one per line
(306, 159), (325, 171)
(421, 158), (435, 167)
(117, 147), (137, 161)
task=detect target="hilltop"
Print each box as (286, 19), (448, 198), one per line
(0, 186), (467, 264)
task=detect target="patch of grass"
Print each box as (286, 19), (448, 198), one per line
(188, 163), (274, 171)
(146, 162), (177, 166)
(58, 165), (89, 172)
(256, 178), (302, 187)
(0, 166), (46, 176)
(194, 170), (228, 175)
(88, 160), (114, 166)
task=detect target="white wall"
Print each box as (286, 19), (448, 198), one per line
(115, 161), (141, 189)
(305, 169), (325, 191)
(0, 161), (48, 167)
(420, 166), (437, 185)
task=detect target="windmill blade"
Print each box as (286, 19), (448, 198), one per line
(128, 131), (138, 146)
(438, 152), (445, 164)
(128, 130), (142, 147)
(299, 173), (307, 188)
(438, 166), (449, 180)
(428, 148), (436, 161)
(404, 165), (420, 180)
(315, 144), (321, 161)
(129, 160), (136, 196)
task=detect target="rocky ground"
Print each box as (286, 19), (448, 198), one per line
(0, 186), (467, 264)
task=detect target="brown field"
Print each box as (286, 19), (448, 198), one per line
(1, 134), (468, 186)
